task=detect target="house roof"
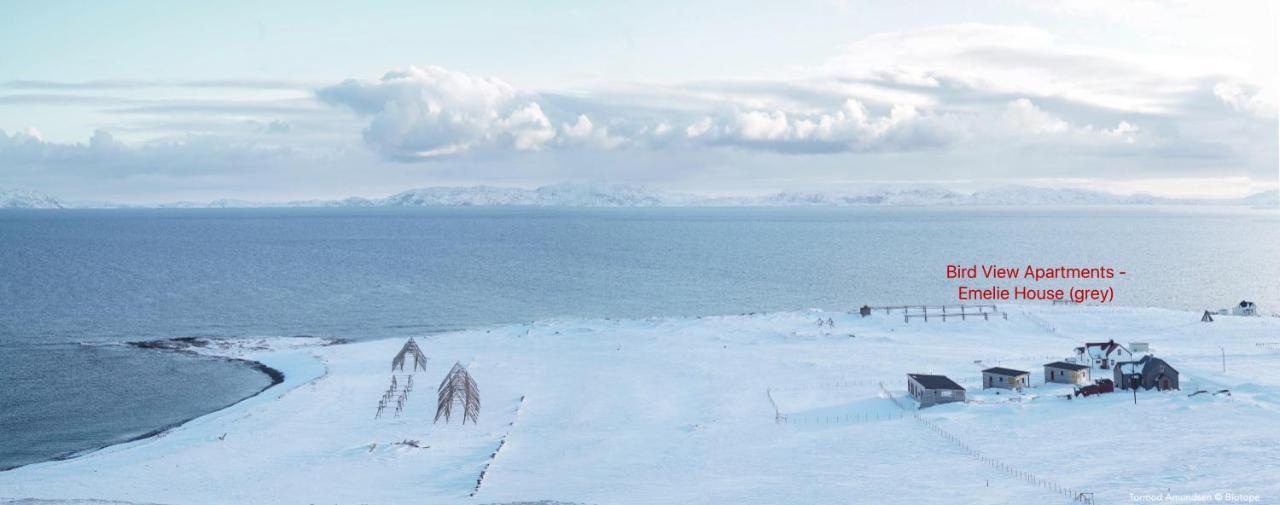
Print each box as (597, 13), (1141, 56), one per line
(908, 373), (965, 390)
(1044, 361), (1089, 371)
(1116, 355), (1178, 376)
(1084, 339), (1129, 358)
(982, 367), (1028, 377)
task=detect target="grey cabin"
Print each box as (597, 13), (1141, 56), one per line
(907, 373), (966, 408)
(981, 367), (1029, 390)
(1043, 361), (1090, 385)
(1113, 355), (1179, 391)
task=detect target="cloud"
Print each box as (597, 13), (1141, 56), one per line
(665, 97), (1142, 154)
(317, 66), (565, 159)
(0, 127), (295, 177)
(818, 23), (1276, 119)
(316, 62), (1168, 160)
(558, 115), (625, 148)
(1213, 81), (1276, 118)
(2, 79), (314, 90)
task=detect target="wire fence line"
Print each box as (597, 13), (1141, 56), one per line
(470, 394), (526, 498)
(1024, 311), (1059, 335)
(770, 376), (988, 394)
(768, 385), (912, 425)
(767, 378), (894, 393)
(774, 411), (909, 425)
(878, 382), (1096, 504)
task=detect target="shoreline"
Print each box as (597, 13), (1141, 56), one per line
(1, 306), (1278, 503)
(0, 337), (303, 473)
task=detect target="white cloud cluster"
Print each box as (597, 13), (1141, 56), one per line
(1213, 81), (1276, 118)
(676, 97), (1140, 153)
(316, 63), (1160, 160)
(318, 66), (623, 159)
(682, 100), (942, 152)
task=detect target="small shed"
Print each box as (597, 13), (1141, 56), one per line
(981, 367), (1029, 390)
(1044, 361), (1090, 385)
(1201, 311), (1214, 322)
(1232, 300), (1258, 317)
(1114, 356), (1179, 391)
(859, 305), (872, 317)
(907, 373), (966, 408)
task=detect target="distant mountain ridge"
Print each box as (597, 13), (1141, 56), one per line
(0, 188), (64, 209)
(2, 184), (1277, 209)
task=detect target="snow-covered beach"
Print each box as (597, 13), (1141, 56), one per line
(2, 305), (1278, 504)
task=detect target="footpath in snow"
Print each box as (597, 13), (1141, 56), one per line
(1, 305), (1278, 505)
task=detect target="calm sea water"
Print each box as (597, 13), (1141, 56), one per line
(1, 206), (1277, 469)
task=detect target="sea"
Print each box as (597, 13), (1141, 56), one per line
(1, 205), (1277, 470)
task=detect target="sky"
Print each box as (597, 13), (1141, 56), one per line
(1, 0), (1277, 203)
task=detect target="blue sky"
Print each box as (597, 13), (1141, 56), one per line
(1, 0), (1276, 202)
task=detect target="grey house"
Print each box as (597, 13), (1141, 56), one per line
(1043, 361), (1090, 385)
(981, 367), (1029, 390)
(1114, 356), (1179, 391)
(907, 373), (966, 408)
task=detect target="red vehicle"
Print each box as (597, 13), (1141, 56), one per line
(1074, 379), (1115, 397)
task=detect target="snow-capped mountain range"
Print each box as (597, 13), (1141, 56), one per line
(2, 184), (1277, 209)
(0, 188), (65, 209)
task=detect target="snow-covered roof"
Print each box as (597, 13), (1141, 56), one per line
(1084, 340), (1128, 358)
(1044, 361), (1089, 371)
(982, 367), (1028, 377)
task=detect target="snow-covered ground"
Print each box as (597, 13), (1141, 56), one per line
(2, 305), (1278, 504)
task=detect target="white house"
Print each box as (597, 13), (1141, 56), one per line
(1076, 340), (1133, 370)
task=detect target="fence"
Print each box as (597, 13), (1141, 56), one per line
(471, 394), (526, 497)
(1023, 312), (1058, 334)
(878, 382), (1095, 504)
(774, 411), (909, 425)
(904, 310), (1008, 323)
(767, 378), (893, 393)
(866, 304), (1000, 314)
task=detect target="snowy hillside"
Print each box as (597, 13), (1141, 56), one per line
(2, 305), (1277, 504)
(0, 188), (64, 209)
(1240, 189), (1279, 207)
(381, 183), (702, 207)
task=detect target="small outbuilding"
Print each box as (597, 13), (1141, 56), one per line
(907, 373), (966, 408)
(1114, 355), (1179, 391)
(1232, 300), (1258, 317)
(981, 367), (1029, 390)
(1044, 361), (1090, 385)
(859, 305), (872, 317)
